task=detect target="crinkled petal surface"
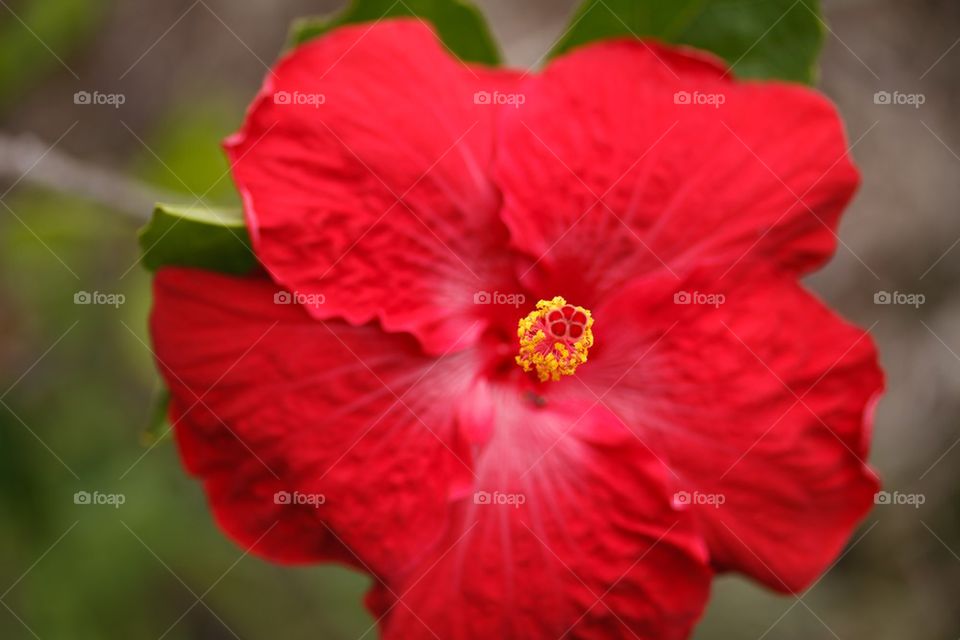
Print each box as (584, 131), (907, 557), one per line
(372, 396), (711, 639)
(226, 20), (522, 355)
(577, 266), (882, 592)
(151, 268), (480, 580)
(151, 269), (712, 636)
(494, 40), (859, 309)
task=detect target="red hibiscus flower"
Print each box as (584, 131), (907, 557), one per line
(150, 19), (882, 639)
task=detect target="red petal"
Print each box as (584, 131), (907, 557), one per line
(372, 396), (711, 639)
(226, 20), (522, 355)
(584, 268), (882, 592)
(494, 39), (859, 309)
(150, 268), (480, 579)
(171, 394), (356, 565)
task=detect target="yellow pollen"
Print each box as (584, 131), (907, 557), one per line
(515, 296), (594, 382)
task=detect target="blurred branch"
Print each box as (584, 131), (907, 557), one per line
(0, 131), (175, 221)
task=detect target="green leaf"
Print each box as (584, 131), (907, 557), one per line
(550, 0), (824, 84)
(138, 203), (256, 274)
(289, 0), (501, 65)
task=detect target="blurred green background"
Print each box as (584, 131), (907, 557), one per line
(0, 0), (958, 638)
